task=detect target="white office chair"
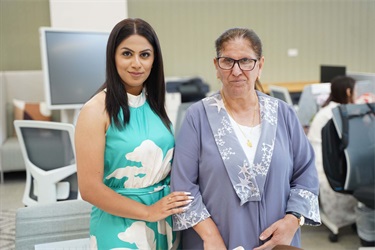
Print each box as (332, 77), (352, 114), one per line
(14, 120), (79, 206)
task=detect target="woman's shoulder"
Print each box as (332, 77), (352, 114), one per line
(83, 91), (105, 109)
(79, 91), (108, 121)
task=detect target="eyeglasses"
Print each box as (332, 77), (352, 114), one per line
(217, 57), (258, 71)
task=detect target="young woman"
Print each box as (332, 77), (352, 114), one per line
(75, 18), (191, 249)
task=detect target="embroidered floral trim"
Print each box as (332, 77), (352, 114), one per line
(203, 93), (279, 205)
(260, 96), (278, 126)
(172, 195), (210, 230)
(290, 188), (321, 225)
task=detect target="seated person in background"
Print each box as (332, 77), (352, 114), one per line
(307, 75), (357, 229)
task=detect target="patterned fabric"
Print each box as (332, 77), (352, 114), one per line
(171, 91), (320, 249)
(89, 92), (178, 249)
(203, 93), (278, 204)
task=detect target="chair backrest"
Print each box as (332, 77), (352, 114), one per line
(15, 199), (92, 249)
(268, 85), (294, 106)
(14, 120), (78, 205)
(323, 103), (375, 194)
(174, 102), (194, 137)
(331, 103), (375, 191)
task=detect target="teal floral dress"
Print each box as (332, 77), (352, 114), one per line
(89, 92), (178, 249)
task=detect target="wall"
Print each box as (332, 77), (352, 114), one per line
(0, 0), (50, 70)
(1, 0), (374, 92)
(0, 0), (127, 71)
(128, 0), (375, 90)
(49, 0), (127, 30)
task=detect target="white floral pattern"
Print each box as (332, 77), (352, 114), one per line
(106, 140), (173, 188)
(173, 197), (210, 230)
(203, 92), (278, 204)
(289, 189), (321, 225)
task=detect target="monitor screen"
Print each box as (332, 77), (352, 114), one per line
(268, 85), (293, 106)
(347, 72), (375, 95)
(297, 83), (331, 126)
(40, 27), (109, 110)
(320, 65), (346, 83)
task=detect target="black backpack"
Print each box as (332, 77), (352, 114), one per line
(321, 103), (375, 194)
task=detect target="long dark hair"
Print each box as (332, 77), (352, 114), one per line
(215, 27), (264, 92)
(98, 18), (171, 131)
(322, 75), (356, 107)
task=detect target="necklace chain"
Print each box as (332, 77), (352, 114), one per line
(221, 90), (258, 147)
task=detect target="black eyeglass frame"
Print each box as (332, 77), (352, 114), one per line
(216, 57), (258, 71)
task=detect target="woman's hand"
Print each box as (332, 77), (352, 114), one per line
(253, 214), (299, 250)
(145, 191), (193, 222)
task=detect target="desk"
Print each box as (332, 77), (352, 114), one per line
(34, 238), (90, 250)
(262, 81), (318, 93)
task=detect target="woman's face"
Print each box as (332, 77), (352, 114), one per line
(115, 34), (154, 95)
(214, 37), (264, 97)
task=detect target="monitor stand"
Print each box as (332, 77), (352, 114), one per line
(60, 109), (80, 125)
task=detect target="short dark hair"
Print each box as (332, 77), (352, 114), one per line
(99, 18), (170, 131)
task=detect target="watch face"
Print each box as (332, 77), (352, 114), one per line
(299, 215), (305, 226)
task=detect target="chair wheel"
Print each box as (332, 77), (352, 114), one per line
(329, 232), (338, 242)
(360, 238), (375, 247)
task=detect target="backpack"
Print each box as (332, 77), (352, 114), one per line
(321, 103), (375, 194)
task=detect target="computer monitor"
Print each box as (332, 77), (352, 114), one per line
(268, 85), (293, 106)
(297, 83), (331, 126)
(320, 65), (346, 83)
(40, 27), (109, 110)
(166, 77), (209, 102)
(347, 72), (375, 97)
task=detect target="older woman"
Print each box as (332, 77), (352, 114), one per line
(171, 27), (321, 250)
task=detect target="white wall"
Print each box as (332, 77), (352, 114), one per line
(49, 0), (128, 31)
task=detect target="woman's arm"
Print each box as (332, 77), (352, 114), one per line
(193, 218), (226, 250)
(75, 92), (190, 222)
(286, 105), (321, 226)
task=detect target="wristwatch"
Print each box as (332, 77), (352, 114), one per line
(286, 211), (305, 226)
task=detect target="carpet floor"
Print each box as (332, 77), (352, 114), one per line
(0, 209), (16, 250)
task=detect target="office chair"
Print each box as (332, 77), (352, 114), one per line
(14, 120), (79, 206)
(174, 102), (194, 137)
(323, 103), (375, 245)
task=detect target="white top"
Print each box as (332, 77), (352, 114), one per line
(127, 91), (146, 108)
(228, 115), (262, 165)
(307, 101), (339, 177)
